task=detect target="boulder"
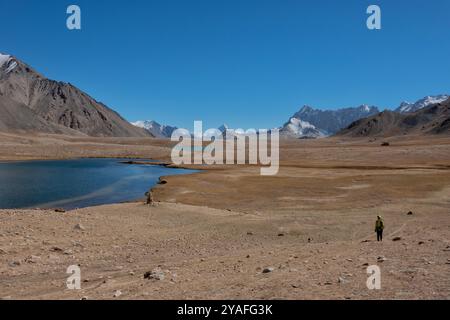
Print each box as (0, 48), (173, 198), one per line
(262, 267), (274, 274)
(144, 268), (165, 281)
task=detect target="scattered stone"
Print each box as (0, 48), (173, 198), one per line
(50, 246), (63, 252)
(362, 263), (369, 267)
(346, 259), (353, 262)
(278, 233), (285, 237)
(144, 268), (165, 281)
(74, 224), (85, 231)
(407, 211), (413, 216)
(247, 232), (254, 236)
(113, 290), (122, 298)
(246, 255), (250, 259)
(81, 296), (88, 300)
(418, 241), (425, 245)
(324, 281), (333, 285)
(262, 267), (274, 274)
(377, 256), (387, 263)
(381, 142), (390, 147)
(9, 261), (21, 267)
(392, 237), (402, 242)
(0, 248), (7, 255)
(54, 208), (66, 213)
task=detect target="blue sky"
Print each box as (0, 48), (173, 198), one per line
(1, 0), (450, 129)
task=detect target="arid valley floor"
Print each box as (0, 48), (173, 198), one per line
(0, 132), (449, 299)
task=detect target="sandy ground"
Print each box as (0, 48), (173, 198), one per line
(0, 132), (449, 300)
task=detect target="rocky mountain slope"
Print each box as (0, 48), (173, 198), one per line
(0, 53), (150, 137)
(0, 96), (80, 135)
(339, 98), (450, 137)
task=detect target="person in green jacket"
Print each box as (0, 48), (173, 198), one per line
(375, 216), (384, 242)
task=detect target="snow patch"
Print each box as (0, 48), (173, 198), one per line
(0, 53), (17, 74)
(0, 53), (10, 67)
(282, 117), (326, 138)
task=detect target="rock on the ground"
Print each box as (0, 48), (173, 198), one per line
(262, 267), (275, 274)
(144, 268), (165, 281)
(74, 223), (85, 231)
(113, 290), (122, 298)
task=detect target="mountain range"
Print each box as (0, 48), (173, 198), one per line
(131, 120), (177, 138)
(395, 95), (449, 114)
(0, 53), (150, 137)
(1, 53), (448, 140)
(339, 98), (450, 137)
(280, 104), (380, 138)
(280, 95), (449, 139)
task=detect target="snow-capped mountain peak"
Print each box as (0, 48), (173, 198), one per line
(131, 120), (177, 138)
(284, 104), (380, 138)
(396, 95), (449, 113)
(132, 120), (158, 130)
(0, 53), (18, 74)
(280, 117), (326, 139)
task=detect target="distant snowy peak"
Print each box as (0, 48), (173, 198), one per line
(396, 95), (450, 113)
(287, 104), (380, 137)
(132, 120), (177, 138)
(0, 53), (18, 75)
(132, 120), (158, 130)
(281, 117), (326, 139)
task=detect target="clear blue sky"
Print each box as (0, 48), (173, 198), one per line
(1, 0), (450, 129)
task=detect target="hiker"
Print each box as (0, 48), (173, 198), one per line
(375, 216), (384, 242)
(146, 190), (154, 205)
